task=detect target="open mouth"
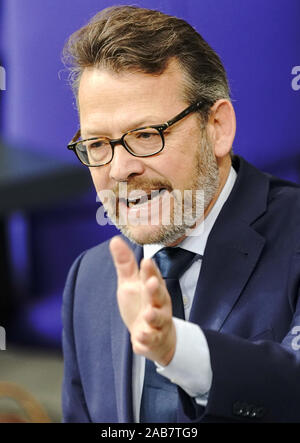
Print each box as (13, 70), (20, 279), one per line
(121, 188), (169, 208)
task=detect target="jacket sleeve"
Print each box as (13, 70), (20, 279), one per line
(179, 294), (300, 423)
(61, 252), (91, 423)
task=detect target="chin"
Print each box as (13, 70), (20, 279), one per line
(118, 224), (162, 245)
(118, 222), (189, 246)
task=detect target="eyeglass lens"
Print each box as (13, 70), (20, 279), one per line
(76, 127), (163, 166)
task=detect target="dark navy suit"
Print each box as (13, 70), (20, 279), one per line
(62, 156), (300, 422)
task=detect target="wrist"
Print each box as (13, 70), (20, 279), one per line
(156, 321), (176, 366)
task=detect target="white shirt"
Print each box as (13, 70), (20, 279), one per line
(132, 167), (237, 422)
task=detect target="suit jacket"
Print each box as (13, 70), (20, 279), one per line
(62, 156), (300, 423)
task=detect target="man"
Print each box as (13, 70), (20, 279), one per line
(62, 6), (300, 422)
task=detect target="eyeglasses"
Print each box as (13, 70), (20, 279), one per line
(67, 101), (207, 167)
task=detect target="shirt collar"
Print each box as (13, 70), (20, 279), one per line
(143, 166), (237, 259)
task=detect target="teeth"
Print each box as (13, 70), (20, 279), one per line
(128, 195), (146, 203)
(126, 188), (168, 208)
(128, 194), (149, 207)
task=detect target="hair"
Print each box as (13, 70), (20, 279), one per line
(63, 5), (231, 122)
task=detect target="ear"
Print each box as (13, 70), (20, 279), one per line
(206, 99), (236, 158)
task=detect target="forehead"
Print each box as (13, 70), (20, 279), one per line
(78, 60), (188, 135)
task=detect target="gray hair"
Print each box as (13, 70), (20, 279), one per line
(63, 5), (231, 121)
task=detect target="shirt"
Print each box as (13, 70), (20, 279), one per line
(132, 166), (237, 422)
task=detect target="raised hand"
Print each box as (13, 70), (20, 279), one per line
(109, 236), (176, 366)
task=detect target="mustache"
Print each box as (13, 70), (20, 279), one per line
(111, 178), (173, 198)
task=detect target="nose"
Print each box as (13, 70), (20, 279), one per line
(109, 144), (145, 182)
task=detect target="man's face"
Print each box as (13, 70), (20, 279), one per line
(78, 60), (220, 245)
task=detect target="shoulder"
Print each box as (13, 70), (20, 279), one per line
(245, 159), (300, 245)
(267, 173), (300, 207)
(231, 156), (300, 246)
(234, 155), (300, 211)
(267, 175), (300, 246)
(63, 235), (143, 327)
(69, 235), (142, 284)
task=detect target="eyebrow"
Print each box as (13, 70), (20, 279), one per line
(83, 115), (165, 138)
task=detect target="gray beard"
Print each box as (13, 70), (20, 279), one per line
(103, 132), (220, 246)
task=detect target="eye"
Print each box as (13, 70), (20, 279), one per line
(134, 129), (161, 139)
(123, 128), (163, 154)
(89, 140), (105, 149)
(136, 131), (157, 139)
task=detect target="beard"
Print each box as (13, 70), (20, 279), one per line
(100, 129), (220, 245)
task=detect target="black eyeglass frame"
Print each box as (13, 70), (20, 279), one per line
(67, 100), (208, 167)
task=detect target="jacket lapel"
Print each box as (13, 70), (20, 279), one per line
(189, 220), (265, 330)
(110, 241), (143, 422)
(190, 156), (269, 331)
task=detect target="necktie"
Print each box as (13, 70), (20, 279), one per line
(139, 247), (198, 423)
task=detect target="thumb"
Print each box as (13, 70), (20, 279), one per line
(109, 236), (139, 283)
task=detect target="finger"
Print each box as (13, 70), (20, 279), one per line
(109, 236), (139, 283)
(140, 257), (164, 285)
(143, 275), (169, 309)
(143, 306), (165, 329)
(135, 322), (162, 348)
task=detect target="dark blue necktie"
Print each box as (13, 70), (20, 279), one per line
(139, 247), (198, 423)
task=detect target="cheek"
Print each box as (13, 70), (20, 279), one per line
(158, 145), (195, 182)
(89, 168), (110, 193)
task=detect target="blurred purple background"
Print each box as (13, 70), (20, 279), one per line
(0, 0), (299, 349)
